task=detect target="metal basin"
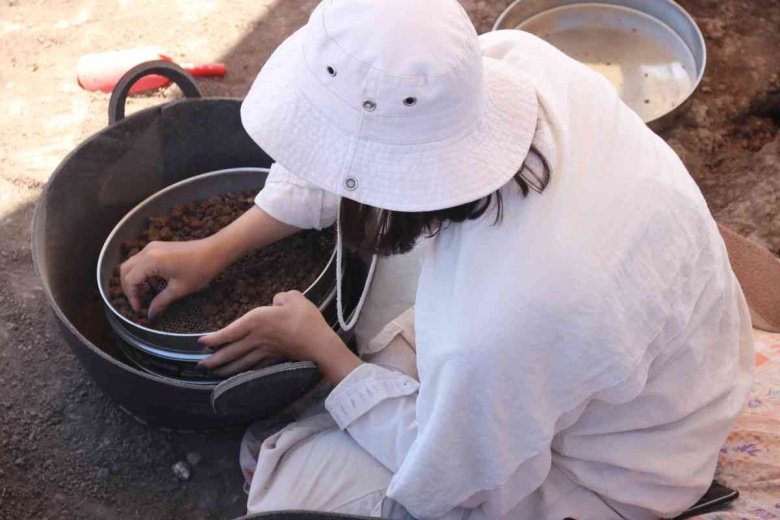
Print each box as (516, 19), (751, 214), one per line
(32, 62), (369, 430)
(493, 0), (706, 132)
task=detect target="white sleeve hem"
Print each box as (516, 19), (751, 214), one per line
(325, 363), (419, 430)
(253, 162), (339, 230)
(254, 180), (324, 229)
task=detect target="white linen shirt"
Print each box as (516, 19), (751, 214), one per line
(253, 31), (754, 520)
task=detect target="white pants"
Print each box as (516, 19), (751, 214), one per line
(241, 410), (620, 519)
(242, 412), (389, 517)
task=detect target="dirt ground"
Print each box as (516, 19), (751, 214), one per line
(0, 0), (778, 518)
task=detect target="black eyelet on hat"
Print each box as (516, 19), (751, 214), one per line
(326, 65), (337, 77)
(345, 177), (358, 191)
(403, 97), (417, 107)
(362, 99), (377, 112)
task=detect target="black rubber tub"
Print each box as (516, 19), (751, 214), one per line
(31, 61), (366, 431)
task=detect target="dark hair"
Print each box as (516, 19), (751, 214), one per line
(340, 144), (551, 257)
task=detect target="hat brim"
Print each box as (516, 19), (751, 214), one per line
(241, 30), (539, 212)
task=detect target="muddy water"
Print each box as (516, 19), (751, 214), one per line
(519, 4), (698, 122)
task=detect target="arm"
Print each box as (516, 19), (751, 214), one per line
(223, 159), (343, 260)
(204, 205), (300, 270)
(326, 308), (420, 473)
(326, 364), (419, 473)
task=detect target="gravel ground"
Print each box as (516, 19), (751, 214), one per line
(0, 0), (778, 518)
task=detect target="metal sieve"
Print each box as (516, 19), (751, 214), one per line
(97, 167), (340, 361)
(493, 0), (707, 132)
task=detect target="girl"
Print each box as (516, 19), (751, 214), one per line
(120, 0), (753, 518)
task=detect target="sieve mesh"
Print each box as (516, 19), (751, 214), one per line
(111, 229), (336, 335)
(143, 278), (215, 334)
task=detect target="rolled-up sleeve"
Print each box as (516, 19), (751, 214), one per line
(325, 308), (420, 473)
(254, 162), (340, 230)
(326, 363), (419, 474)
(326, 363), (419, 430)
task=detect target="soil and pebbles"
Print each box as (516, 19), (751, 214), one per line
(107, 192), (333, 332)
(1, 0), (779, 519)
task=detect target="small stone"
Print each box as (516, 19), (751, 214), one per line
(172, 461), (191, 481)
(701, 86), (712, 93)
(14, 457), (24, 466)
(186, 451), (203, 466)
(97, 467), (109, 480)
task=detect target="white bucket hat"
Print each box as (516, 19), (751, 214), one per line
(240, 0), (539, 212)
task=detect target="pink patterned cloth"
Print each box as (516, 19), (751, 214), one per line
(696, 329), (780, 520)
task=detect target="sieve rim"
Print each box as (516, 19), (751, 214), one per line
(97, 167), (338, 341)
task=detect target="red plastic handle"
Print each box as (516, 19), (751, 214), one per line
(182, 63), (227, 77)
(158, 54), (226, 77)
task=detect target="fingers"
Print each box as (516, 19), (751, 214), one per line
(212, 351), (280, 378)
(201, 319), (248, 348)
(120, 261), (150, 312)
(148, 284), (179, 321)
(201, 308), (270, 348)
(198, 336), (258, 371)
(272, 290), (304, 306)
(250, 356), (282, 371)
(119, 244), (164, 312)
(272, 292), (287, 306)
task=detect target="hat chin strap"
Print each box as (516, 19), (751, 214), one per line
(336, 205), (377, 332)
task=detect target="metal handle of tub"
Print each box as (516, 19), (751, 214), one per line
(108, 60), (203, 124)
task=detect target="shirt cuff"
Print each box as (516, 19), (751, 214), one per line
(255, 180), (325, 230)
(254, 162), (339, 230)
(325, 363), (419, 430)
